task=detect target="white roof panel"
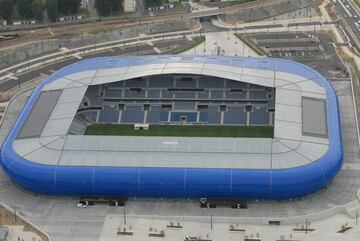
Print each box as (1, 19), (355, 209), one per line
(13, 57), (330, 170)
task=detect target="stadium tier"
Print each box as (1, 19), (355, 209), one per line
(0, 56), (343, 199)
(78, 75), (274, 126)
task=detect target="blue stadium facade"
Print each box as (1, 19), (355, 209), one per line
(0, 56), (343, 199)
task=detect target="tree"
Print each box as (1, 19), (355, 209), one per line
(144, 0), (166, 8)
(58, 0), (80, 15)
(46, 0), (58, 22)
(32, 0), (44, 22)
(0, 0), (15, 21)
(17, 0), (32, 19)
(95, 0), (122, 16)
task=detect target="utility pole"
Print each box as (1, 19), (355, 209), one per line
(210, 214), (213, 230)
(123, 206), (127, 225)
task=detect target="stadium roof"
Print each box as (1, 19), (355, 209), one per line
(11, 56), (329, 169)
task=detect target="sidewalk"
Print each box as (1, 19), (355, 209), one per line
(181, 31), (258, 57)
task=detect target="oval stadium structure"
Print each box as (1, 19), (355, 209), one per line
(0, 56), (343, 200)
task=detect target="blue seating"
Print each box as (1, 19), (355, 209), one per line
(83, 76), (275, 127)
(226, 80), (246, 89)
(124, 90), (146, 98)
(80, 111), (97, 122)
(147, 106), (161, 123)
(207, 107), (221, 124)
(170, 112), (197, 122)
(175, 79), (196, 88)
(147, 89), (160, 98)
(249, 91), (267, 100)
(148, 76), (173, 87)
(199, 77), (224, 88)
(161, 90), (173, 98)
(121, 106), (144, 123)
(174, 92), (196, 99)
(199, 111), (208, 122)
(85, 86), (102, 106)
(210, 90), (224, 99)
(225, 91), (246, 100)
(250, 106), (270, 125)
(160, 111), (169, 122)
(105, 89), (123, 98)
(107, 81), (124, 88)
(88, 111), (97, 122)
(99, 105), (119, 123)
(223, 107), (246, 125)
(197, 90), (209, 99)
(174, 101), (195, 110)
(124, 78), (146, 88)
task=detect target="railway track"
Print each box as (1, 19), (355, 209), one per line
(0, 0), (278, 49)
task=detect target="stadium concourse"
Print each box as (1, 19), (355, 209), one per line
(0, 55), (342, 200)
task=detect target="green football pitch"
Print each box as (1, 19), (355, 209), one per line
(84, 124), (274, 138)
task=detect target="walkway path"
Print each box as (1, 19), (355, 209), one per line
(181, 31), (258, 57)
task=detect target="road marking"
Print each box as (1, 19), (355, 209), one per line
(147, 41), (154, 46)
(59, 47), (69, 52)
(72, 53), (83, 59)
(0, 72), (18, 83)
(153, 47), (161, 54)
(338, 0), (353, 17)
(5, 72), (18, 80)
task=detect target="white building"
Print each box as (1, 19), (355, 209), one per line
(123, 0), (137, 13)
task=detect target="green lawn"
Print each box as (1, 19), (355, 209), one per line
(355, 0), (360, 8)
(228, 0), (256, 6)
(84, 124), (274, 138)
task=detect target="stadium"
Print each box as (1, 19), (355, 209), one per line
(0, 55), (343, 200)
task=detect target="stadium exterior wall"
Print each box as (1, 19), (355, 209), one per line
(0, 56), (343, 200)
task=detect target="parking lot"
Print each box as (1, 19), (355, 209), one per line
(247, 32), (322, 57)
(244, 31), (348, 79)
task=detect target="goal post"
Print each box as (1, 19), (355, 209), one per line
(134, 123), (149, 130)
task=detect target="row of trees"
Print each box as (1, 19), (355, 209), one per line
(18, 0), (45, 21)
(144, 0), (168, 8)
(95, 0), (122, 17)
(0, 0), (81, 22)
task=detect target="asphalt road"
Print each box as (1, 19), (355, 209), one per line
(0, 38), (191, 93)
(334, 0), (360, 52)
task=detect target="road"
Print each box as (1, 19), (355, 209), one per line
(87, 0), (98, 19)
(0, 0), (283, 49)
(0, 30), (200, 94)
(136, 0), (145, 16)
(334, 0), (360, 52)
